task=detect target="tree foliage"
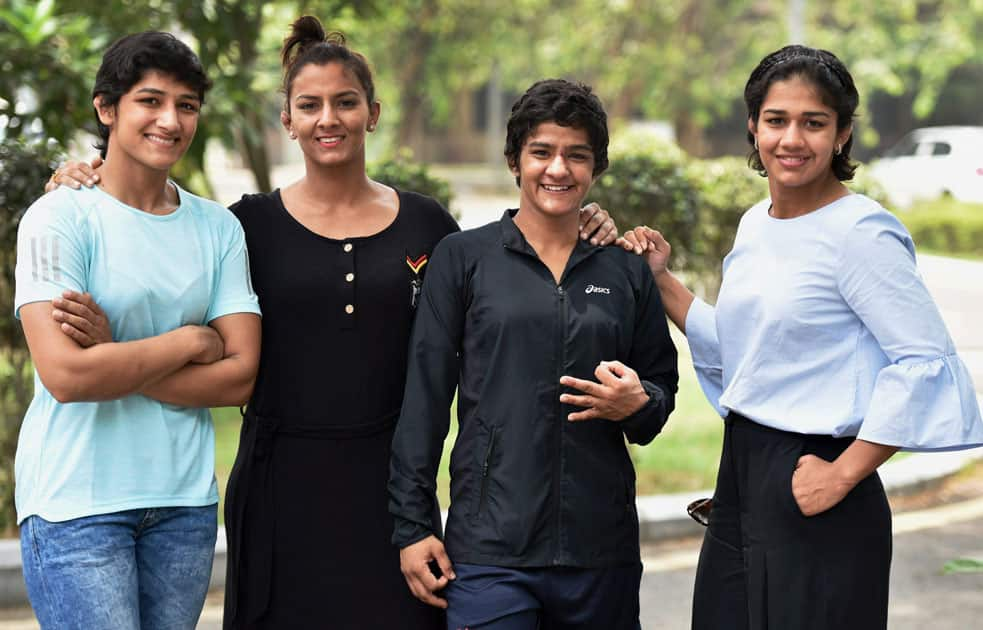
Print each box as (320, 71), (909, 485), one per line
(0, 137), (63, 533)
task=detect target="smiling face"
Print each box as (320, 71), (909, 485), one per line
(510, 122), (596, 220)
(95, 70), (200, 173)
(281, 61), (380, 168)
(749, 76), (852, 194)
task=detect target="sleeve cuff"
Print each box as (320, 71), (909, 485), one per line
(857, 354), (983, 452)
(620, 381), (672, 445)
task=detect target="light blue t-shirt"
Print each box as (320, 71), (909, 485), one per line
(13, 183), (261, 523)
(686, 193), (983, 451)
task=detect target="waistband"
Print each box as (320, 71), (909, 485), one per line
(725, 412), (855, 446)
(224, 408), (399, 624)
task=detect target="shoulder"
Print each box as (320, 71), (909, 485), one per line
(430, 220), (496, 261)
(832, 194), (911, 243)
(175, 184), (241, 230)
(227, 191), (280, 223)
(19, 186), (92, 231)
(396, 189), (459, 234)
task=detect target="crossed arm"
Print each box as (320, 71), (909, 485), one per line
(25, 290), (260, 407)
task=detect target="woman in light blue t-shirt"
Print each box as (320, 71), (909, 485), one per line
(621, 45), (983, 630)
(15, 32), (261, 628)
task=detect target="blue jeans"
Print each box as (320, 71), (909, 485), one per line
(20, 505), (217, 630)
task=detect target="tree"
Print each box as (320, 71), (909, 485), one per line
(0, 137), (63, 533)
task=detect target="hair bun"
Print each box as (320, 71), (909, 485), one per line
(282, 15), (345, 69)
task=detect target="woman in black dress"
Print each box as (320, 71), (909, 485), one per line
(47, 15), (618, 629)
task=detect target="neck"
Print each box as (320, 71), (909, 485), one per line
(98, 154), (173, 214)
(512, 204), (581, 252)
(296, 153), (375, 212)
(768, 172), (849, 219)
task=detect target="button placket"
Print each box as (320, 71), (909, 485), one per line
(341, 242), (356, 328)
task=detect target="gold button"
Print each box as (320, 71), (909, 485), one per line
(345, 304), (354, 314)
(343, 243), (353, 253)
(345, 273), (354, 282)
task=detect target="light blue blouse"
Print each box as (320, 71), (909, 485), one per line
(686, 194), (983, 451)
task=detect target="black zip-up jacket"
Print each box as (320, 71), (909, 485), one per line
(389, 210), (678, 568)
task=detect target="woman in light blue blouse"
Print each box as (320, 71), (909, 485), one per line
(621, 45), (983, 630)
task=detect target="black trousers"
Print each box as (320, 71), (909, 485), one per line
(692, 414), (892, 630)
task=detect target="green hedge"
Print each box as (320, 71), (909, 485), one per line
(896, 198), (983, 258)
(369, 150), (455, 216)
(590, 138), (919, 296)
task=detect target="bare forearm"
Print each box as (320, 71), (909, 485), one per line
(834, 439), (899, 486)
(46, 327), (203, 402)
(654, 271), (695, 333)
(141, 354), (256, 407)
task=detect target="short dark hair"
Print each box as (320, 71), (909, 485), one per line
(744, 45), (859, 181)
(280, 16), (375, 111)
(92, 31), (211, 159)
(504, 79), (609, 186)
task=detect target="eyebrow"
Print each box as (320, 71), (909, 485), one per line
(528, 141), (594, 151)
(294, 90), (361, 101)
(762, 108), (831, 118)
(134, 87), (200, 102)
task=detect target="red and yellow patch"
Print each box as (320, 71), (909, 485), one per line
(406, 254), (428, 275)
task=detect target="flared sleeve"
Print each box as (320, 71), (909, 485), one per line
(685, 297), (728, 418)
(839, 212), (983, 451)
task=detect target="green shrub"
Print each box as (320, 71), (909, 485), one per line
(588, 138), (702, 270)
(896, 198), (983, 258)
(848, 165), (891, 208)
(369, 150), (455, 217)
(0, 137), (63, 533)
(686, 157), (768, 297)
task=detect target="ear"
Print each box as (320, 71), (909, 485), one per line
(837, 123), (853, 148)
(508, 157), (520, 178)
(747, 117), (757, 138)
(367, 101), (381, 131)
(280, 110), (292, 134)
(94, 96), (115, 127)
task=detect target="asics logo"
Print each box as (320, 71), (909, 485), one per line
(585, 284), (610, 294)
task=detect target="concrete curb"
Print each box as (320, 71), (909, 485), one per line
(1, 442), (981, 607)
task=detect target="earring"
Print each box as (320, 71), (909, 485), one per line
(289, 131), (297, 139)
(834, 144), (842, 155)
(754, 137), (759, 151)
(367, 124), (375, 132)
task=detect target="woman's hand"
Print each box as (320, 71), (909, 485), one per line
(791, 454), (855, 516)
(579, 203), (619, 246)
(559, 360), (649, 421)
(617, 226), (672, 276)
(186, 326), (225, 365)
(51, 290), (112, 347)
(45, 157), (103, 192)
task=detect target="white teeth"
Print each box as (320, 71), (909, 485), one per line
(542, 184), (572, 192)
(146, 134), (177, 145)
(318, 136), (342, 143)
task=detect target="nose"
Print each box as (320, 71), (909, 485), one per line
(545, 154), (571, 178)
(157, 104), (180, 131)
(780, 122), (805, 147)
(317, 104), (339, 127)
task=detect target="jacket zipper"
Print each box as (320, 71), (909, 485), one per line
(477, 426), (497, 516)
(553, 284), (567, 564)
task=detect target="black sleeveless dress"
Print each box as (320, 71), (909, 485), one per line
(222, 189), (458, 629)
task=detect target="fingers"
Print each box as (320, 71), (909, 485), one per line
(56, 321), (97, 348)
(567, 407), (602, 422)
(578, 202), (603, 240)
(50, 159), (100, 190)
(53, 291), (99, 321)
(558, 375), (598, 395)
(621, 230), (645, 254)
(558, 392), (598, 409)
(432, 544), (456, 581)
(594, 218), (618, 246)
(614, 236), (635, 252)
(404, 569), (448, 609)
